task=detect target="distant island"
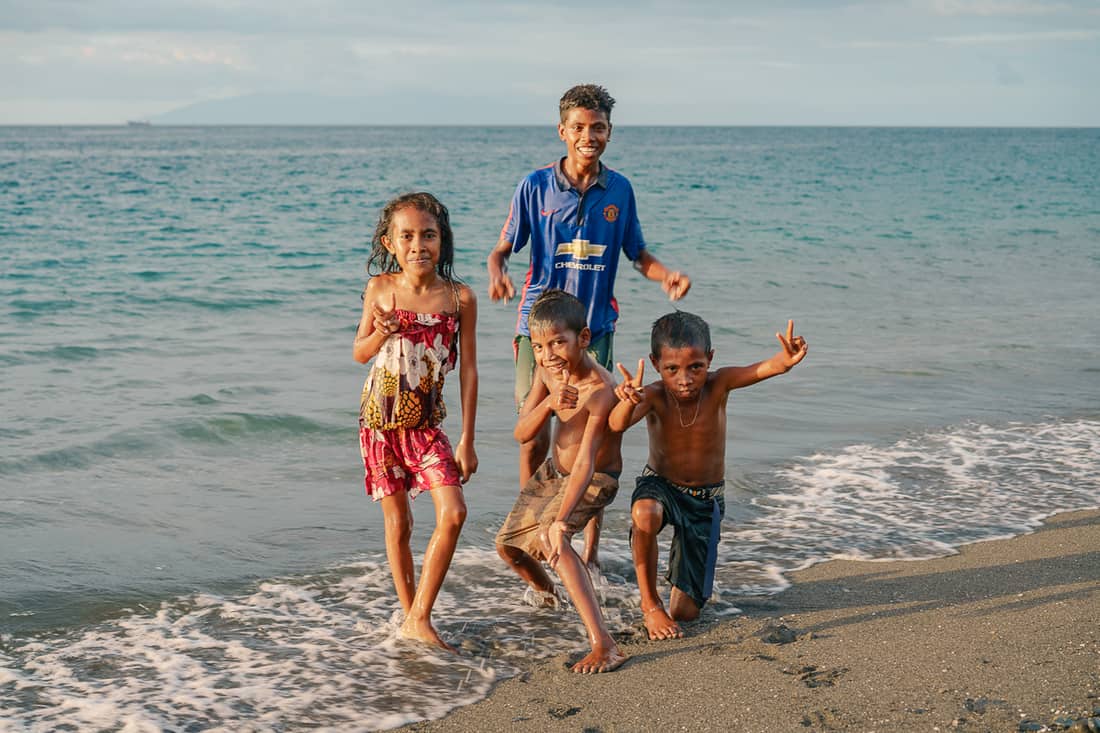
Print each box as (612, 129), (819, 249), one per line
(149, 92), (547, 126)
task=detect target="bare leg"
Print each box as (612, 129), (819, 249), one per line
(581, 509), (603, 572)
(631, 499), (682, 640)
(554, 543), (627, 673)
(497, 542), (556, 598)
(399, 484), (466, 651)
(669, 587), (701, 623)
(380, 492), (415, 613)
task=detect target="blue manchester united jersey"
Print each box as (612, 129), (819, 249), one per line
(500, 160), (647, 338)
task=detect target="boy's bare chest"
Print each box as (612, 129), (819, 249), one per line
(650, 395), (727, 434)
(553, 402), (589, 428)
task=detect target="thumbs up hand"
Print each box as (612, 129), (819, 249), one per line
(547, 367), (578, 411)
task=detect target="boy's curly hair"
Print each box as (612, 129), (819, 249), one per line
(559, 84), (615, 123)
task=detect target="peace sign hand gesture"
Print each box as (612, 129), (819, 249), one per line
(775, 319), (808, 369)
(372, 292), (400, 337)
(614, 359), (646, 404)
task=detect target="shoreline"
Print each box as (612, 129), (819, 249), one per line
(404, 508), (1100, 732)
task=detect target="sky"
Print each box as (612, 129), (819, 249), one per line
(1, 0), (1098, 126)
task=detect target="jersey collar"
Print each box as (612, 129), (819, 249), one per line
(553, 158), (608, 193)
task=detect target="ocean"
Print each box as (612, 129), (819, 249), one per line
(1, 125), (1098, 731)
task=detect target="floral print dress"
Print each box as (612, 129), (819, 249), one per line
(359, 308), (459, 431)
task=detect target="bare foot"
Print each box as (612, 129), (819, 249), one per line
(642, 606), (683, 640)
(398, 617), (456, 652)
(523, 586), (563, 609)
(570, 644), (627, 674)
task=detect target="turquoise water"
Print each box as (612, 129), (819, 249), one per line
(1, 125), (1099, 730)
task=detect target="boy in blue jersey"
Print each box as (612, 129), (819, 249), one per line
(486, 84), (692, 567)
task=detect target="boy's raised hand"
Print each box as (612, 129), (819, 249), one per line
(615, 359), (646, 404)
(547, 367), (578, 411)
(776, 319), (808, 368)
(372, 292), (400, 336)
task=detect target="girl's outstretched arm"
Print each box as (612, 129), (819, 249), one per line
(454, 284), (478, 482)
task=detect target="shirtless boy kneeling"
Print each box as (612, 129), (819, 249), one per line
(609, 312), (808, 640)
(495, 289), (627, 674)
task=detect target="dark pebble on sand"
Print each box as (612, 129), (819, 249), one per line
(548, 706), (581, 720)
(758, 622), (799, 644)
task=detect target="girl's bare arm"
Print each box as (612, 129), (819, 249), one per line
(352, 277), (394, 363)
(455, 285), (479, 481)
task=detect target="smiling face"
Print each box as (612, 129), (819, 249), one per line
(651, 344), (713, 402)
(382, 205), (441, 278)
(530, 322), (591, 379)
(558, 107), (611, 167)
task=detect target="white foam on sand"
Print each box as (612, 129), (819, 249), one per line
(716, 417), (1100, 590)
(0, 544), (649, 731)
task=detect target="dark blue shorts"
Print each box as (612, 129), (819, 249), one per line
(631, 466), (724, 608)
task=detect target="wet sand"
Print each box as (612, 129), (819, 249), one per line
(403, 508), (1100, 732)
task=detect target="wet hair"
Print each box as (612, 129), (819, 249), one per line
(529, 289), (587, 335)
(366, 192), (457, 282)
(559, 84), (616, 124)
(651, 311), (712, 358)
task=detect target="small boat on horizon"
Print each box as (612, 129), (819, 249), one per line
(126, 120), (152, 127)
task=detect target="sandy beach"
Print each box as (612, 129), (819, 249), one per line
(404, 508), (1100, 732)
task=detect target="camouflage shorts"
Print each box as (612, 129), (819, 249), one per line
(495, 458), (618, 561)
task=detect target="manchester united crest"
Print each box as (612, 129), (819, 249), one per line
(603, 204), (619, 222)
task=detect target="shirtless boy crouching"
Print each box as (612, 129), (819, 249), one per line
(609, 312), (808, 640)
(495, 289), (627, 674)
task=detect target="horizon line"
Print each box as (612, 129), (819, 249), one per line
(2, 123), (1098, 130)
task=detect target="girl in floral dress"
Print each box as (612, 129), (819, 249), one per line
(353, 192), (478, 650)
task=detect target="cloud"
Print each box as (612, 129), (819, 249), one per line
(829, 39), (923, 49)
(0, 0), (464, 37)
(925, 0), (1069, 16)
(4, 30), (249, 69)
(934, 29), (1100, 42)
